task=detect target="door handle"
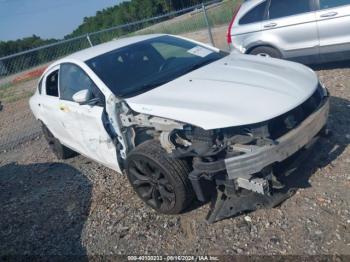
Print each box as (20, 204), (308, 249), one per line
(320, 12), (338, 18)
(264, 23), (277, 28)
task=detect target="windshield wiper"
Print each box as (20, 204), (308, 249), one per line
(123, 80), (170, 97)
(142, 80), (170, 90)
(183, 57), (219, 74)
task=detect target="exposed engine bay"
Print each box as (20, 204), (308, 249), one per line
(115, 84), (329, 222)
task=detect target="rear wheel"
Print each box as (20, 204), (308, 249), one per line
(249, 46), (282, 59)
(41, 123), (77, 160)
(126, 140), (194, 214)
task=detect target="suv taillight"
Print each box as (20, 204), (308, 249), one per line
(227, 4), (241, 44)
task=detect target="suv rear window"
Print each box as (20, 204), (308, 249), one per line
(239, 1), (267, 25)
(320, 0), (350, 9)
(269, 0), (312, 19)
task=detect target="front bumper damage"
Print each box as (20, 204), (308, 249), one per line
(189, 96), (330, 223)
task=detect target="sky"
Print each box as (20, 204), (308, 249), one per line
(0, 0), (126, 41)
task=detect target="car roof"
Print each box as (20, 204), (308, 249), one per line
(65, 33), (166, 62)
(239, 0), (266, 13)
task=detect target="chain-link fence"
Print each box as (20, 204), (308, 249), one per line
(0, 0), (239, 152)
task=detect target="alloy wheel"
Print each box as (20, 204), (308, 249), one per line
(128, 157), (176, 211)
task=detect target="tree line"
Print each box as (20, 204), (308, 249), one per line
(67, 0), (212, 38)
(0, 0), (212, 58)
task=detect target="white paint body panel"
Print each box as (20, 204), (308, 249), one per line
(125, 53), (318, 130)
(29, 59), (120, 172)
(29, 34), (320, 173)
(30, 35), (193, 172)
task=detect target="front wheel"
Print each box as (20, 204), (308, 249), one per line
(126, 140), (194, 214)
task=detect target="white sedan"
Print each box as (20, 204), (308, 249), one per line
(30, 34), (329, 222)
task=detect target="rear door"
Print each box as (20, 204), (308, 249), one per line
(316, 0), (350, 60)
(40, 65), (70, 144)
(262, 0), (319, 61)
(58, 63), (119, 171)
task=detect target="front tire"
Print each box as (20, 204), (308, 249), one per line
(249, 46), (282, 59)
(126, 140), (194, 214)
(41, 123), (77, 160)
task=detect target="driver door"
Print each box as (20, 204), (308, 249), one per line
(58, 63), (119, 171)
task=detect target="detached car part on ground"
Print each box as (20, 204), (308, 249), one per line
(29, 34), (329, 223)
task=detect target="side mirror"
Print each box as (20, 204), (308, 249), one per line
(72, 89), (90, 104)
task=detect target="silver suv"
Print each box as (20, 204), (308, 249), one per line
(227, 0), (350, 63)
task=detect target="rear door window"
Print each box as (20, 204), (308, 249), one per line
(269, 0), (312, 19)
(239, 1), (267, 25)
(45, 70), (59, 97)
(319, 0), (350, 9)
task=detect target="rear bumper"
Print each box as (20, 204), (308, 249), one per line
(225, 96), (329, 179)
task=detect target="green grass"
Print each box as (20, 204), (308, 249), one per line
(134, 0), (240, 36)
(0, 80), (36, 103)
(91, 0), (240, 42)
(1, 90), (34, 103)
(0, 82), (13, 92)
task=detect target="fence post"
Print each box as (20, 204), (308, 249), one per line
(202, 3), (214, 47)
(86, 34), (93, 47)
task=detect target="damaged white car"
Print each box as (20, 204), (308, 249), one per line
(30, 34), (329, 222)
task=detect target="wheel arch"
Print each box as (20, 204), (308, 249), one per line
(38, 119), (61, 144)
(38, 119), (51, 132)
(246, 43), (284, 58)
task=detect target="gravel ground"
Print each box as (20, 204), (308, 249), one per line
(0, 61), (349, 257)
(0, 79), (41, 151)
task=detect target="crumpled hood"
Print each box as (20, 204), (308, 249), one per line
(125, 54), (319, 130)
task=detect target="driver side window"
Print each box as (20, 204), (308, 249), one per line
(59, 63), (101, 103)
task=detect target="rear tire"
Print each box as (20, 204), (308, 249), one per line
(126, 140), (194, 214)
(249, 46), (282, 59)
(41, 123), (77, 160)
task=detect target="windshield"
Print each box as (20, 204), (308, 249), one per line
(86, 35), (227, 98)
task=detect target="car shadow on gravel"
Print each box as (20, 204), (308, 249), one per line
(310, 60), (350, 70)
(0, 162), (92, 258)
